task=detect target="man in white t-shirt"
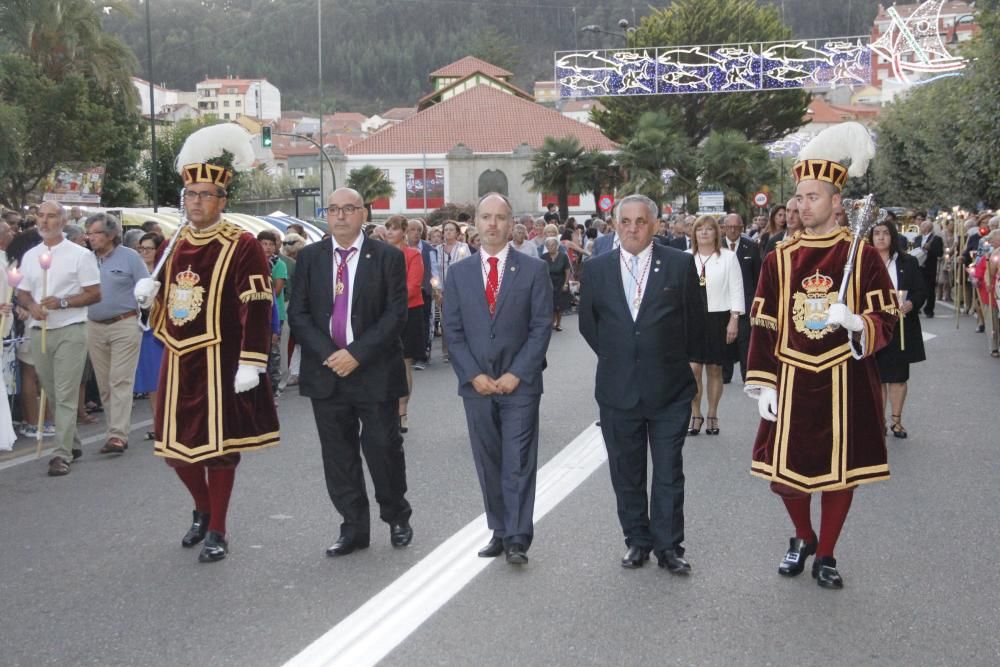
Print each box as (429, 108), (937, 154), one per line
(17, 202), (101, 476)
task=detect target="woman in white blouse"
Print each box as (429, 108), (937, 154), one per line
(686, 215), (744, 435)
(435, 220), (470, 362)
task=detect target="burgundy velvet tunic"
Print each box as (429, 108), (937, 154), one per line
(746, 228), (897, 493)
(151, 221), (280, 464)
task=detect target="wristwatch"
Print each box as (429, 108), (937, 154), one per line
(59, 298), (69, 309)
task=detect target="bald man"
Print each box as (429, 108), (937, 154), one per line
(288, 187), (414, 557)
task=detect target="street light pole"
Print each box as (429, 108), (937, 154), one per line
(144, 0), (158, 212)
(317, 0), (324, 207)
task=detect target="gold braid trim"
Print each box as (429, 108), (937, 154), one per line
(750, 317), (777, 331)
(240, 291), (273, 303)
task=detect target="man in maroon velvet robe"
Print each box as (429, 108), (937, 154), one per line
(134, 129), (279, 563)
(745, 124), (897, 589)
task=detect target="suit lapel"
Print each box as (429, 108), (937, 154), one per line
(319, 238), (334, 309)
(492, 248), (522, 320)
(610, 248), (633, 321)
(352, 237), (375, 313)
(635, 245), (666, 322)
(466, 251), (492, 321)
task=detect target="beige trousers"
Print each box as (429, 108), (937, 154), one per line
(32, 323), (87, 461)
(87, 316), (142, 441)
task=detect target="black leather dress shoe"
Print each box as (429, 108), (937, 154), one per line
(656, 549), (691, 574)
(390, 521), (413, 547)
(778, 535), (817, 577)
(478, 536), (504, 558)
(181, 511), (210, 548)
(325, 535), (370, 557)
(198, 531), (228, 562)
(812, 556), (844, 589)
(505, 543), (528, 565)
(621, 545), (651, 569)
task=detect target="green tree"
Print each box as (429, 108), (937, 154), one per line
(346, 164), (396, 217)
(522, 136), (587, 221)
(0, 0), (141, 208)
(592, 0), (810, 148)
(698, 129), (775, 218)
(616, 112), (691, 210)
(578, 149), (623, 217)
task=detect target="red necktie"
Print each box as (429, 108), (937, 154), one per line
(485, 257), (499, 316)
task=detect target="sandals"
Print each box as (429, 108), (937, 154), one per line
(688, 416), (704, 436)
(99, 437), (128, 454)
(705, 417), (720, 435)
(890, 415), (907, 439)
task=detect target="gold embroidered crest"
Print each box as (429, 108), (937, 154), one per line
(168, 265), (205, 326)
(792, 270), (838, 339)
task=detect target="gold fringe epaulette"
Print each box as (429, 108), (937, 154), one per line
(751, 317), (777, 331)
(239, 290), (273, 304)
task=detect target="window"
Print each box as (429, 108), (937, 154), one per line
(405, 168), (445, 209)
(478, 170), (509, 197)
(223, 101), (230, 107)
(542, 193), (580, 207)
(372, 169), (392, 210)
(235, 100), (241, 107)
(223, 113), (230, 119)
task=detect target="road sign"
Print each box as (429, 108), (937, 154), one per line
(292, 187), (321, 197)
(753, 191), (770, 208)
(598, 195), (615, 212)
(698, 191), (725, 214)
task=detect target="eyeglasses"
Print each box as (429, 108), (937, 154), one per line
(139, 246), (157, 251)
(184, 190), (223, 202)
(327, 205), (363, 216)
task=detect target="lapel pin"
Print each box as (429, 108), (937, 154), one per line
(510, 266), (516, 271)
(656, 259), (661, 265)
(654, 268), (660, 272)
(365, 253), (371, 259)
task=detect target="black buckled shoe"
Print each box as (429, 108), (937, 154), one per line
(181, 511), (210, 548)
(621, 545), (651, 569)
(812, 556), (844, 589)
(390, 521), (413, 547)
(477, 536), (504, 558)
(778, 535), (817, 577)
(198, 531), (228, 563)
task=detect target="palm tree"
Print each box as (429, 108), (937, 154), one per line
(522, 136), (587, 222)
(347, 165), (396, 218)
(698, 130), (775, 218)
(616, 112), (691, 211)
(578, 149), (623, 217)
(0, 0), (137, 99)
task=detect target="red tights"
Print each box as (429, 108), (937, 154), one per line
(174, 465), (237, 536)
(780, 488), (855, 558)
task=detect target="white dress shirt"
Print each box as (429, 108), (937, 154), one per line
(20, 238), (100, 329)
(620, 243), (653, 320)
(330, 232), (364, 346)
(688, 247), (744, 314)
(480, 244), (510, 291)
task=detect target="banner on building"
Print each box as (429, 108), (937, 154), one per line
(42, 165), (106, 205)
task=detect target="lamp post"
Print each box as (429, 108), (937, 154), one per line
(580, 20), (635, 47)
(317, 0), (324, 206)
(144, 0), (158, 211)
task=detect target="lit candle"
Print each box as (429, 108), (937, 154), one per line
(38, 252), (51, 354)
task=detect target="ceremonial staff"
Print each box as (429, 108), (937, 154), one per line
(35, 252), (51, 457)
(837, 195), (885, 304)
(149, 188), (189, 284)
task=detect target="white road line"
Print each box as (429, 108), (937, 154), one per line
(923, 332), (937, 342)
(283, 424), (609, 667)
(0, 418), (153, 472)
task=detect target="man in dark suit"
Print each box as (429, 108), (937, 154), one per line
(579, 194), (704, 573)
(288, 187), (413, 557)
(913, 220), (944, 317)
(669, 216), (693, 251)
(721, 213), (762, 383)
(443, 192), (553, 566)
(591, 220), (618, 256)
(763, 198), (802, 258)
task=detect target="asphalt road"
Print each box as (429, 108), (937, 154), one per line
(1, 307), (997, 666)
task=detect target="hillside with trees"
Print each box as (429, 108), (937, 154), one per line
(100, 0), (883, 113)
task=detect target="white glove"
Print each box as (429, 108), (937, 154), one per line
(134, 278), (161, 309)
(757, 387), (778, 422)
(234, 365), (261, 393)
(827, 303), (863, 332)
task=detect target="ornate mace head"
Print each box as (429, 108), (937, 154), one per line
(841, 194), (886, 240)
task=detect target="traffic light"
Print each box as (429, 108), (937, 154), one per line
(262, 126), (272, 148)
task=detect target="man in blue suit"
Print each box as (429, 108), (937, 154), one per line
(591, 220), (617, 256)
(579, 194), (704, 573)
(443, 192), (553, 565)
